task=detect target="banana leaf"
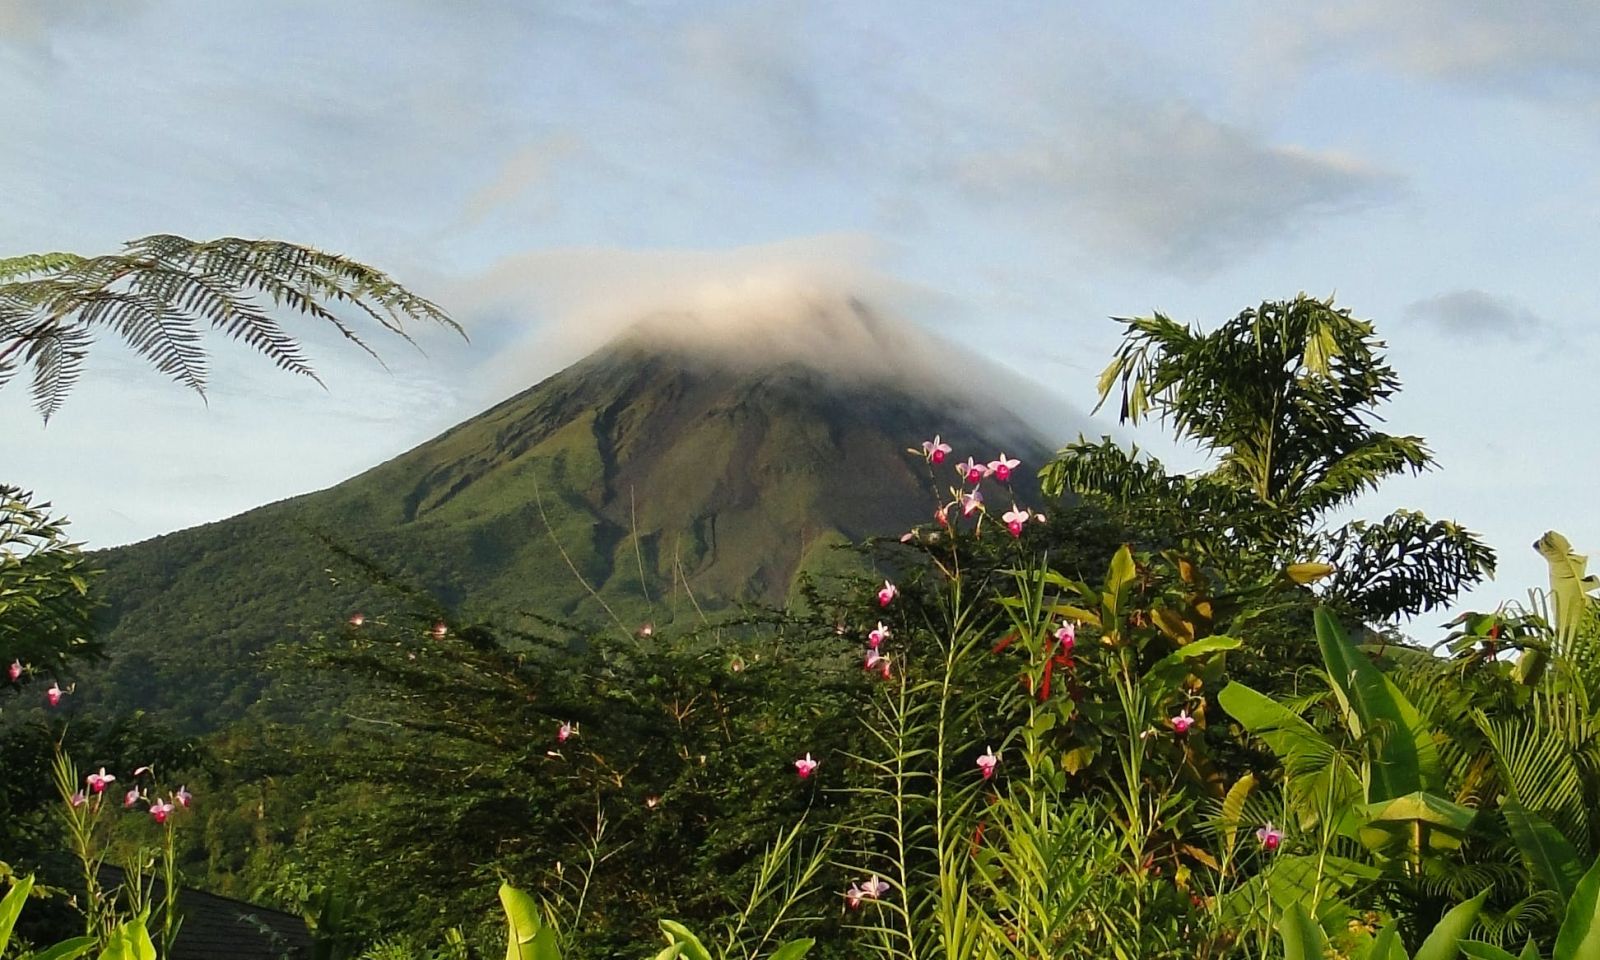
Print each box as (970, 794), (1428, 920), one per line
(1316, 607), (1443, 799)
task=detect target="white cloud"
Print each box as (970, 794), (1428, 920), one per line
(445, 236), (1090, 444)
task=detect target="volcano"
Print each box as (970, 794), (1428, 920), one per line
(90, 309), (1080, 728)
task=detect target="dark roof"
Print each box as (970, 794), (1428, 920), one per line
(99, 866), (315, 960)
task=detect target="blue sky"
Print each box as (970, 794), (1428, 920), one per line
(4, 1), (1598, 621)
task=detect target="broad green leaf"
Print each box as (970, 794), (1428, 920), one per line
(1359, 791), (1478, 854)
(1367, 925), (1410, 960)
(1280, 901), (1330, 960)
(1315, 607), (1443, 799)
(1503, 800), (1586, 906)
(658, 921), (713, 960)
(651, 946), (686, 960)
(1218, 682), (1327, 761)
(0, 874), (32, 952)
(1415, 888), (1491, 960)
(1553, 855), (1600, 960)
(1107, 546), (1136, 603)
(499, 882), (546, 960)
(1519, 939), (1542, 960)
(1143, 635), (1241, 691)
(32, 938), (97, 960)
(1045, 603), (1100, 627)
(768, 940), (815, 960)
(1459, 943), (1518, 960)
(1535, 532), (1600, 648)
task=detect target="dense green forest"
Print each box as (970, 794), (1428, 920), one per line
(8, 295), (1600, 960)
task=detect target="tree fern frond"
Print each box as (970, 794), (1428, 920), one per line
(0, 233), (459, 419)
(0, 251), (86, 282)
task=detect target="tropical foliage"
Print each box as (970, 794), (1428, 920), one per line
(8, 294), (1598, 960)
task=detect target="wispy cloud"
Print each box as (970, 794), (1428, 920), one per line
(457, 136), (583, 228)
(1263, 1), (1600, 103)
(1404, 289), (1551, 341)
(951, 100), (1399, 274)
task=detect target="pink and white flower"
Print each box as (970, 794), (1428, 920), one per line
(86, 768), (117, 794)
(123, 787), (142, 809)
(795, 753), (819, 779)
(976, 746), (1000, 780)
(956, 457), (990, 484)
(1054, 621), (1077, 653)
(868, 622), (891, 649)
(46, 682), (64, 707)
(921, 435), (952, 464)
(1256, 822), (1283, 853)
(69, 790), (87, 809)
(860, 876), (890, 899)
(1171, 710), (1195, 735)
(987, 454), (1020, 483)
(845, 884), (864, 910)
(149, 798), (175, 824)
(7, 660), (20, 682)
(865, 649), (883, 672)
(878, 657), (893, 680)
(348, 613), (365, 627)
(960, 489), (984, 517)
(431, 621), (448, 640)
(877, 581), (898, 607)
(558, 721), (574, 743)
(175, 786), (193, 808)
(1001, 505), (1032, 538)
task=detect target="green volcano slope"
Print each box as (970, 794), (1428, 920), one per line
(90, 333), (1056, 729)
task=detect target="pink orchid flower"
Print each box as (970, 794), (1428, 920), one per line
(845, 884), (864, 910)
(149, 798), (175, 824)
(1054, 621), (1077, 653)
(1001, 505), (1031, 537)
(7, 660), (20, 682)
(868, 622), (891, 649)
(976, 746), (1000, 780)
(123, 787), (142, 809)
(86, 768), (117, 794)
(46, 682), (64, 707)
(795, 753), (819, 779)
(860, 876), (890, 899)
(70, 790), (88, 809)
(1171, 710), (1195, 735)
(878, 657), (893, 680)
(921, 435), (952, 464)
(132, 765), (152, 777)
(956, 457), (990, 484)
(877, 581), (898, 607)
(960, 489), (984, 517)
(1257, 822), (1283, 853)
(558, 721), (574, 743)
(431, 621), (448, 640)
(175, 786), (193, 808)
(865, 649), (883, 671)
(987, 454), (1020, 483)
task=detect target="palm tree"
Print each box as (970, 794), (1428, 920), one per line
(1042, 294), (1493, 620)
(0, 233), (460, 420)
